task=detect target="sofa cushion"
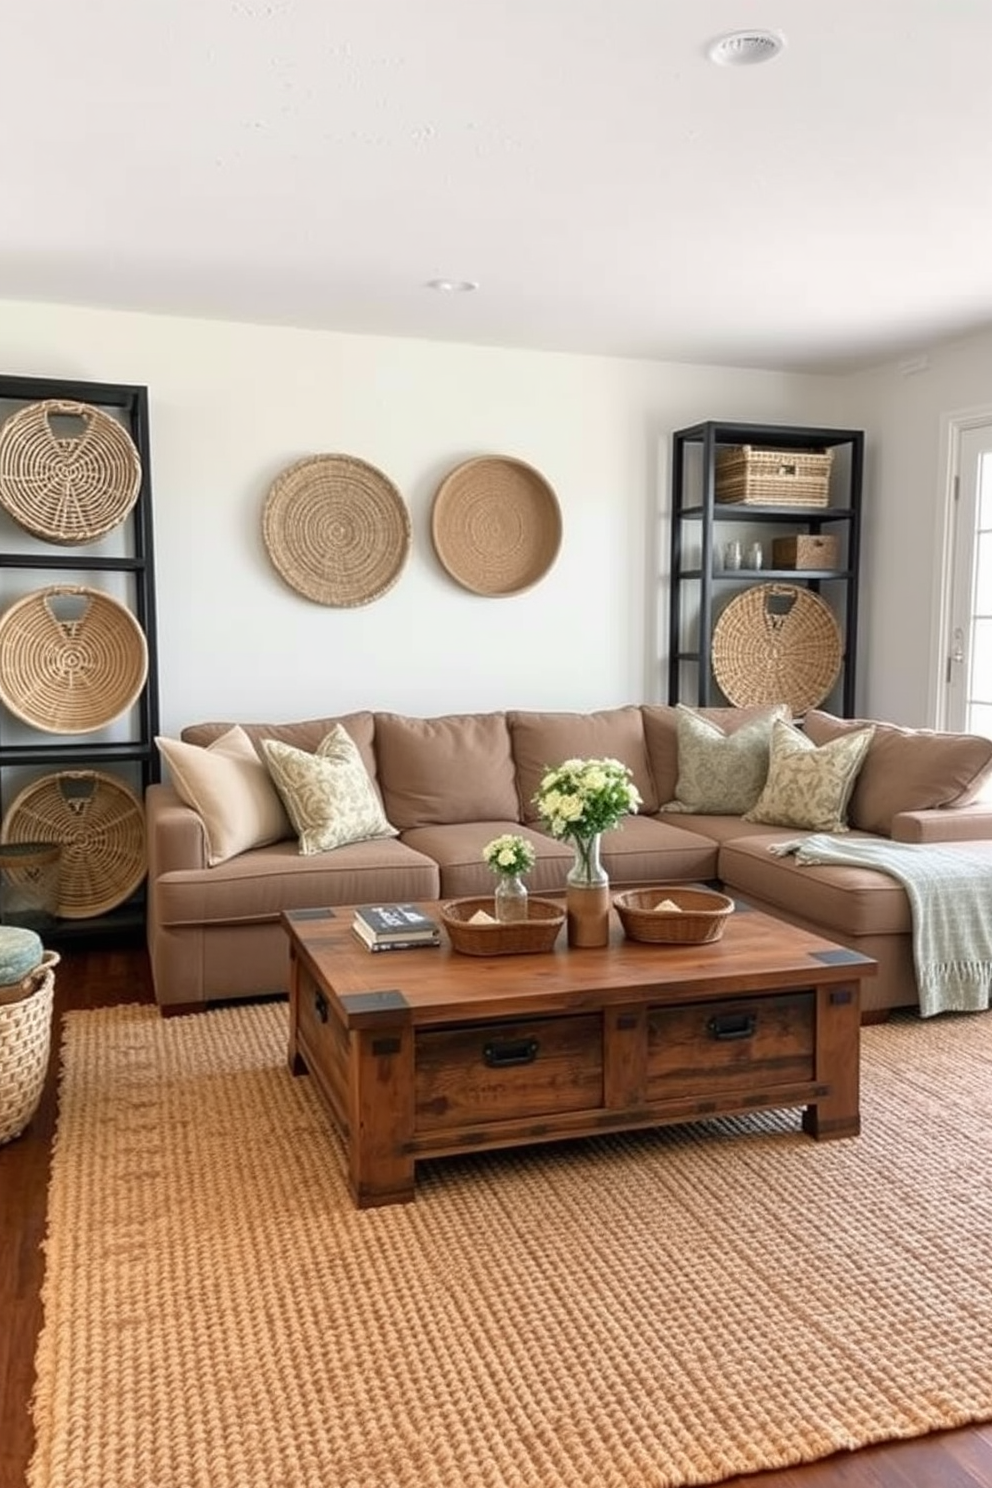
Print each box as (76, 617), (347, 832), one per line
(156, 725), (292, 866)
(743, 718), (874, 833)
(400, 821), (573, 899)
(181, 712), (379, 782)
(262, 727), (399, 855)
(374, 712), (519, 829)
(803, 710), (992, 836)
(642, 703), (790, 806)
(661, 702), (789, 815)
(509, 707), (658, 821)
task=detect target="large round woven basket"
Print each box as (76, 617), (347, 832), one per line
(711, 583), (843, 714)
(0, 950), (59, 1145)
(431, 456), (562, 596)
(0, 585), (148, 734)
(262, 454), (411, 607)
(0, 399), (141, 544)
(1, 772), (146, 918)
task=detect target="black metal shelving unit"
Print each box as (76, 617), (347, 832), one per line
(667, 419), (864, 716)
(0, 373), (160, 943)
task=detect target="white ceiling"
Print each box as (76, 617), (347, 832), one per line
(5, 1), (992, 374)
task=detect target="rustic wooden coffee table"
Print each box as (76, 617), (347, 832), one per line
(283, 900), (875, 1207)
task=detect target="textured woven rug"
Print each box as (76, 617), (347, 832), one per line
(29, 1003), (992, 1488)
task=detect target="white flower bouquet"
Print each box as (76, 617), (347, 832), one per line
(482, 833), (537, 877)
(533, 757), (641, 842)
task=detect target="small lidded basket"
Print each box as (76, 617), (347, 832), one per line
(613, 886), (735, 945)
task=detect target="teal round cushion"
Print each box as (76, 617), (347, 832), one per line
(0, 925), (44, 984)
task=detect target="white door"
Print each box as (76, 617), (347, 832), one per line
(945, 423), (992, 734)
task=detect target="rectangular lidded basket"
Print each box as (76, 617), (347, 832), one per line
(715, 446), (834, 508)
(771, 534), (840, 570)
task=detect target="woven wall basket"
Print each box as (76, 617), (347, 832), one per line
(262, 454), (411, 607)
(1, 771), (146, 919)
(0, 585), (148, 734)
(431, 455), (563, 596)
(711, 583), (843, 714)
(0, 399), (142, 544)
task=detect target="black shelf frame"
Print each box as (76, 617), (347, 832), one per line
(668, 420), (865, 715)
(0, 372), (160, 944)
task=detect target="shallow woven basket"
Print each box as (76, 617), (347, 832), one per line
(0, 950), (59, 1145)
(1, 772), (146, 918)
(440, 897), (565, 956)
(431, 456), (563, 596)
(614, 887), (735, 945)
(0, 584), (148, 734)
(711, 583), (843, 714)
(262, 454), (411, 607)
(0, 398), (141, 544)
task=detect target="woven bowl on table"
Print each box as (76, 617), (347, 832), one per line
(613, 887), (735, 945)
(440, 897), (565, 956)
(0, 398), (142, 544)
(1, 771), (146, 919)
(711, 582), (842, 715)
(0, 585), (148, 734)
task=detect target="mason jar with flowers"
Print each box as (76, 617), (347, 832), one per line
(533, 757), (641, 947)
(482, 833), (537, 923)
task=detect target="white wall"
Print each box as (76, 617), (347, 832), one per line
(1, 300), (851, 734)
(843, 325), (992, 726)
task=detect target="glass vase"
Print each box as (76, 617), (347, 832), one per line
(565, 832), (610, 948)
(494, 872), (529, 923)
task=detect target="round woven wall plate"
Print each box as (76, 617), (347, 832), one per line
(262, 454), (411, 607)
(0, 585), (149, 734)
(0, 399), (141, 544)
(431, 456), (562, 596)
(1, 770), (146, 918)
(711, 583), (843, 714)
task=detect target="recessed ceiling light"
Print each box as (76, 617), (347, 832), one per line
(706, 29), (786, 66)
(426, 278), (479, 293)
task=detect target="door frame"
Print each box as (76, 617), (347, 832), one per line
(930, 404), (992, 728)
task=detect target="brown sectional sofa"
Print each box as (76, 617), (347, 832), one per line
(145, 704), (992, 1016)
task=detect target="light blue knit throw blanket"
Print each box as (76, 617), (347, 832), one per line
(769, 834), (992, 1018)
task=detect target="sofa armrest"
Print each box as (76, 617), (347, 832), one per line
(145, 781), (210, 873)
(890, 804), (992, 843)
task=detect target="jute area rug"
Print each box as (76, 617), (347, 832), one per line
(28, 1004), (992, 1488)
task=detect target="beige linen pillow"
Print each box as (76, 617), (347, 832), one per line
(156, 724), (292, 866)
(803, 710), (992, 835)
(262, 725), (398, 856)
(743, 718), (875, 832)
(661, 702), (789, 814)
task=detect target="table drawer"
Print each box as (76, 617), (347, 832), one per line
(647, 992), (814, 1101)
(415, 1014), (603, 1131)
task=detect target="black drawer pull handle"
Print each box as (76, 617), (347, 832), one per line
(707, 1012), (756, 1041)
(314, 990), (329, 1024)
(484, 1037), (539, 1068)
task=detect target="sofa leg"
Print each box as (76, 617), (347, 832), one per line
(159, 1001), (205, 1018)
(860, 1008), (891, 1026)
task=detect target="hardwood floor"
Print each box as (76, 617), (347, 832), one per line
(3, 945), (992, 1488)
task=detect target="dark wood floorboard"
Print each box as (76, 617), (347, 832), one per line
(3, 946), (992, 1488)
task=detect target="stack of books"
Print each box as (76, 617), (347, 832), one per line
(352, 902), (441, 952)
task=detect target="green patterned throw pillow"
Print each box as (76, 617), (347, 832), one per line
(743, 718), (875, 832)
(660, 703), (789, 815)
(261, 725), (398, 855)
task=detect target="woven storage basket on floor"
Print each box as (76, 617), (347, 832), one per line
(0, 399), (141, 543)
(711, 583), (843, 714)
(0, 950), (59, 1145)
(614, 887), (734, 945)
(262, 454), (411, 607)
(715, 446), (833, 508)
(0, 585), (148, 734)
(1, 772), (146, 918)
(440, 897), (565, 955)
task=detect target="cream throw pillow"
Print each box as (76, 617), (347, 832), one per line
(156, 725), (292, 866)
(743, 718), (875, 833)
(661, 703), (789, 814)
(262, 725), (398, 856)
